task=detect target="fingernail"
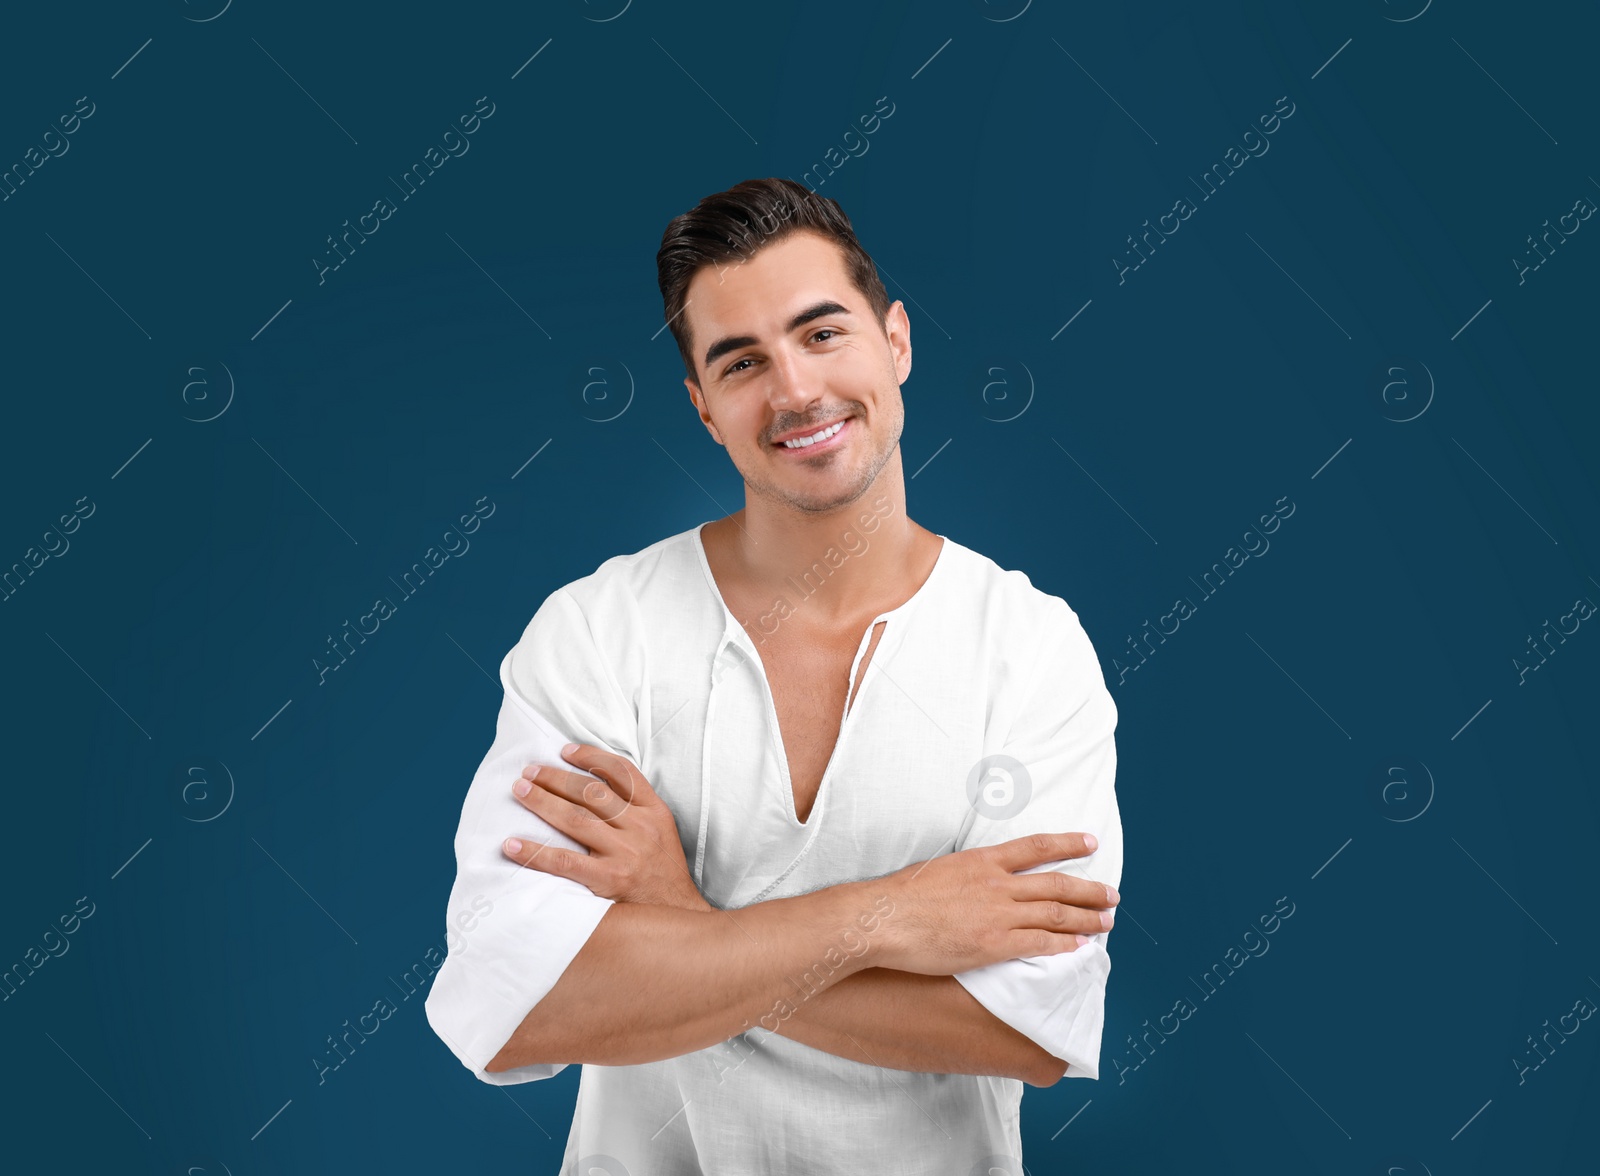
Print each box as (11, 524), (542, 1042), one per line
(561, 742), (579, 756)
(1084, 833), (1098, 851)
(504, 838), (522, 854)
(512, 779), (531, 797)
(1075, 934), (1093, 947)
(1106, 886), (1120, 904)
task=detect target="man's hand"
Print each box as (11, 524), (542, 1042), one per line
(872, 832), (1118, 976)
(500, 743), (713, 913)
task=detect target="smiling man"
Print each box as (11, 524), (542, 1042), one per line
(425, 177), (1124, 1174)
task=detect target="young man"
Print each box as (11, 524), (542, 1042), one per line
(425, 178), (1123, 1173)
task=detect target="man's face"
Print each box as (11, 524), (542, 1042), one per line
(682, 228), (911, 516)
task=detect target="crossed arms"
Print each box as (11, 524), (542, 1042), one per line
(482, 745), (1114, 1086)
(423, 587), (1123, 1089)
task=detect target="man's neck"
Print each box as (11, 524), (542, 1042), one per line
(708, 490), (931, 630)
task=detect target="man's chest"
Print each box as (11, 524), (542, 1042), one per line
(640, 617), (987, 909)
(752, 618), (888, 826)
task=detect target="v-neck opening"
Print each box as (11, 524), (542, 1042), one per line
(691, 521), (954, 831)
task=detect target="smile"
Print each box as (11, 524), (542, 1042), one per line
(774, 418), (850, 453)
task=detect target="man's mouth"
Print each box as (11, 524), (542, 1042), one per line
(772, 417), (851, 452)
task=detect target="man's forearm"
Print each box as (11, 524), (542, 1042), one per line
(485, 882), (892, 1072)
(770, 966), (1068, 1086)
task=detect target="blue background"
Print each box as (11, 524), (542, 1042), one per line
(1, 1), (1596, 1172)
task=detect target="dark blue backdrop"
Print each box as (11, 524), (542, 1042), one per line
(2, 1), (1596, 1173)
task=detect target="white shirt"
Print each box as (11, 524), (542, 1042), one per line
(425, 520), (1123, 1175)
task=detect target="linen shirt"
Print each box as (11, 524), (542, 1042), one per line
(424, 520), (1123, 1175)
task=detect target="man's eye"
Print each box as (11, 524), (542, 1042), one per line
(726, 331), (837, 377)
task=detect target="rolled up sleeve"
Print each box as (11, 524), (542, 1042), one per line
(424, 587), (640, 1085)
(952, 599), (1123, 1080)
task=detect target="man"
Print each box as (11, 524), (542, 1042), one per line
(424, 177), (1123, 1174)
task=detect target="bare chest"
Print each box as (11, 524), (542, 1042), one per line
(740, 616), (887, 826)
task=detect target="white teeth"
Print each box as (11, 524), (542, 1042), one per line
(780, 420), (845, 449)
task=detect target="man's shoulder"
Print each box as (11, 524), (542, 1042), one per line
(942, 535), (1083, 638)
(525, 524), (707, 646)
(507, 525), (704, 694)
(946, 536), (1113, 707)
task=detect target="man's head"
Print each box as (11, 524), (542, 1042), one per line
(656, 178), (912, 516)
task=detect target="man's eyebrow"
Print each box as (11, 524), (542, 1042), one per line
(702, 300), (854, 372)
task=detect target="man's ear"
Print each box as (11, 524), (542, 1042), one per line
(685, 376), (724, 446)
(887, 300), (912, 385)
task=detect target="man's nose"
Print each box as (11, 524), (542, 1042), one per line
(764, 346), (815, 409)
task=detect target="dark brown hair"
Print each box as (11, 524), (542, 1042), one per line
(656, 178), (891, 387)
